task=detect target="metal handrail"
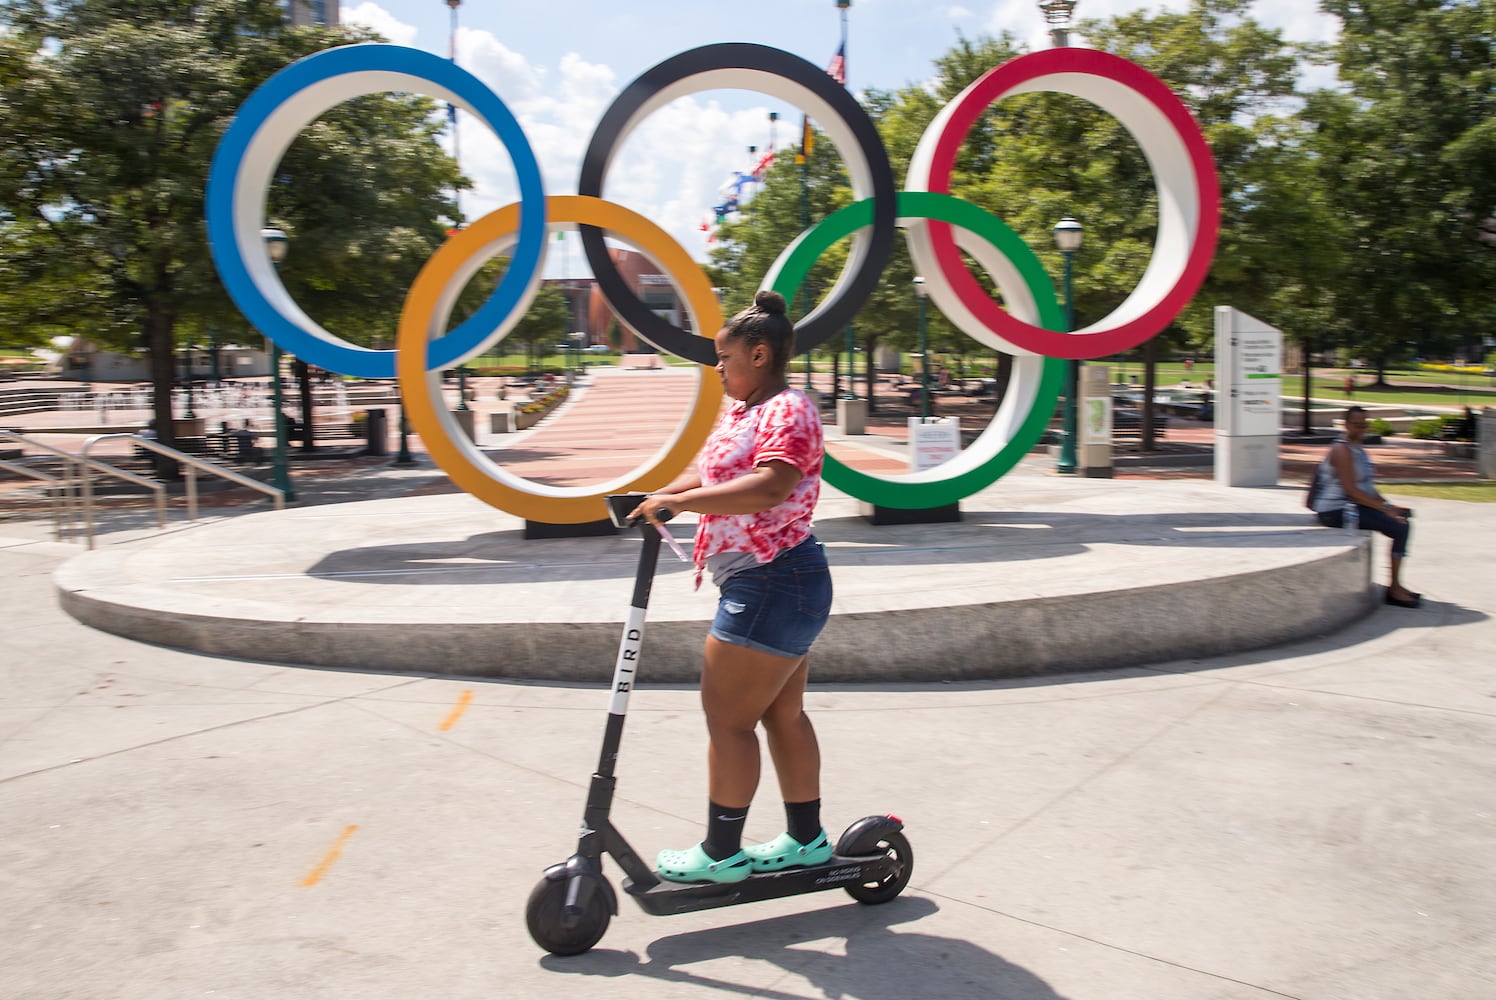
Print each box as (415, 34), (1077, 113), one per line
(0, 430), (166, 545)
(0, 457), (67, 540)
(81, 434), (285, 548)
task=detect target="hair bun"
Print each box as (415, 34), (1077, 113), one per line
(753, 290), (787, 316)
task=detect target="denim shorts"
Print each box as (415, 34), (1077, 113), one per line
(709, 537), (832, 659)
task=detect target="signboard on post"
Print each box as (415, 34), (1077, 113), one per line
(1078, 365), (1114, 477)
(1081, 397), (1113, 445)
(908, 417), (961, 472)
(1215, 307), (1283, 487)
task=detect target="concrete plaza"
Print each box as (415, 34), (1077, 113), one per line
(3, 379), (1495, 996)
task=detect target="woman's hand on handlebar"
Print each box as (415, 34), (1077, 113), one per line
(630, 494), (679, 526)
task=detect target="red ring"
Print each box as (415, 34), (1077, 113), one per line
(920, 48), (1219, 360)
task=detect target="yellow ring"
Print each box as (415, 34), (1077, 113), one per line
(396, 195), (723, 524)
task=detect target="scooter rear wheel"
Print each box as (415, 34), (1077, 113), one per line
(843, 830), (913, 905)
(526, 874), (611, 955)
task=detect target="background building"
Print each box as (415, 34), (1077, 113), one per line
(282, 0), (338, 27)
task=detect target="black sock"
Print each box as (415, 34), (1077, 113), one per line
(785, 799), (821, 844)
(703, 801), (748, 860)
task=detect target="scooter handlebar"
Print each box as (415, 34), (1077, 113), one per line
(606, 492), (677, 529)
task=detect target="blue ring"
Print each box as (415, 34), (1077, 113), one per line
(206, 44), (546, 379)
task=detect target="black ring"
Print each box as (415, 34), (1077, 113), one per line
(579, 43), (896, 366)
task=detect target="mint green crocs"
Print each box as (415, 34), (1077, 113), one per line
(656, 843), (751, 884)
(744, 829), (832, 873)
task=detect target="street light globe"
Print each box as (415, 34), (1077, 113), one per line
(1037, 0), (1078, 26)
(1052, 216), (1084, 254)
(261, 227), (289, 264)
(836, 0), (851, 9)
(912, 275), (927, 299)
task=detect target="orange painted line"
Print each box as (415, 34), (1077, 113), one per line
(438, 689), (474, 732)
(300, 824), (359, 888)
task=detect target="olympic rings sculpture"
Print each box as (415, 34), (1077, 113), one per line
(207, 41), (1219, 523)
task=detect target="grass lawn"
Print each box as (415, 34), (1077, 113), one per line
(1104, 361), (1495, 411)
(1382, 482), (1496, 503)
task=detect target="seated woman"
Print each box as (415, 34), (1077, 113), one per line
(1310, 406), (1420, 608)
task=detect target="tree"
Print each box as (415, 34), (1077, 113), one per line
(508, 285), (570, 372)
(1080, 0), (1322, 440)
(1306, 0), (1495, 381)
(0, 1), (465, 456)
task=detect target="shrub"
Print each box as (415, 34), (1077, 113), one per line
(1409, 418), (1443, 439)
(1368, 417), (1393, 436)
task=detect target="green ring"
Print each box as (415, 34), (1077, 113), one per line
(769, 191), (1065, 508)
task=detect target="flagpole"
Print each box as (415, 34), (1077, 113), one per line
(446, 1), (461, 224)
(837, 1), (856, 399)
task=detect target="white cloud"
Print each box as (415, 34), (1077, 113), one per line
(454, 30), (783, 270)
(330, 7), (753, 269)
(341, 1), (419, 45)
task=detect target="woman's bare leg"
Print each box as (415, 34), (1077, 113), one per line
(761, 655), (819, 803)
(699, 636), (807, 808)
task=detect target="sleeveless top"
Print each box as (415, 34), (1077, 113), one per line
(1311, 440), (1375, 513)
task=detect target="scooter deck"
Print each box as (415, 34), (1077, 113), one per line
(622, 852), (896, 916)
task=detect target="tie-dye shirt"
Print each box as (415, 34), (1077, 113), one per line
(693, 388), (822, 585)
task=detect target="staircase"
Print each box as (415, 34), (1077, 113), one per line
(0, 384), (92, 419)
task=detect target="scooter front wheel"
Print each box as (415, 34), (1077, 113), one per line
(526, 872), (612, 955)
(843, 830), (913, 905)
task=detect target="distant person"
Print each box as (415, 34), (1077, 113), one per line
(1183, 358), (1194, 373)
(232, 422), (263, 463)
(1310, 405), (1419, 607)
(1457, 405), (1477, 441)
(134, 419), (157, 458)
(1343, 374), (1355, 398)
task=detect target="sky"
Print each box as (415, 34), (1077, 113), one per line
(336, 1), (1343, 275)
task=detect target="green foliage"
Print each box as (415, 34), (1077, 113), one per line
(1409, 417), (1443, 439)
(1368, 417), (1393, 436)
(507, 284), (571, 369)
(1307, 0), (1496, 368)
(0, 0), (464, 443)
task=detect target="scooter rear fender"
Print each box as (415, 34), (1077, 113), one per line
(834, 815), (905, 857)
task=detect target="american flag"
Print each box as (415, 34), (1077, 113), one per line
(826, 42), (846, 86)
(799, 43), (848, 162)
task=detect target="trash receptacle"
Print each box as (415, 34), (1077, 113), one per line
(364, 407), (389, 457)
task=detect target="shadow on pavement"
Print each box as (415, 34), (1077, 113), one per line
(539, 896), (1071, 1000)
(304, 511), (1354, 586)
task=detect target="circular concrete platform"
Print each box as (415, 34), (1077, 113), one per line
(53, 474), (1377, 682)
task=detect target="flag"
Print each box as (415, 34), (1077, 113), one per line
(827, 42), (846, 86)
(447, 102), (457, 127)
(751, 149), (775, 180)
(798, 44), (845, 164)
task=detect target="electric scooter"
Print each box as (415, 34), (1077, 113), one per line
(525, 493), (913, 956)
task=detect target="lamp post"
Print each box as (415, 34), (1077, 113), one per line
(1037, 0), (1079, 47)
(1053, 215), (1084, 474)
(260, 227), (295, 500)
(913, 276), (931, 420)
(842, 323), (857, 399)
(182, 343), (196, 418)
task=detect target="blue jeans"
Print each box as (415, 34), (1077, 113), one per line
(1318, 505), (1411, 558)
(709, 537), (832, 659)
